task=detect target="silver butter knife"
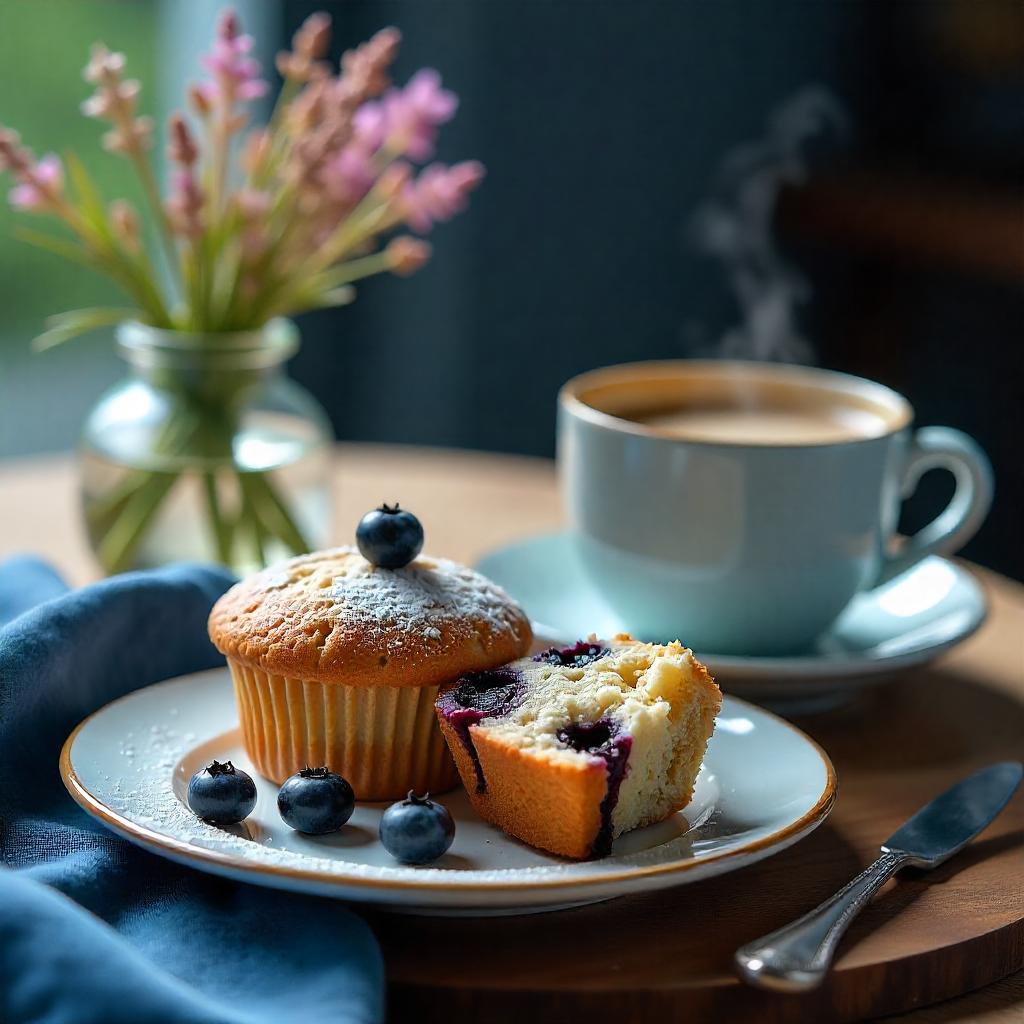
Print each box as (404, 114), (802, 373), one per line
(735, 761), (1023, 992)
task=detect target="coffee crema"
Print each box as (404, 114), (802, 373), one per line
(568, 361), (910, 446)
(631, 404), (889, 445)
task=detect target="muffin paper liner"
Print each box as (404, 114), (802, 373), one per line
(227, 660), (459, 800)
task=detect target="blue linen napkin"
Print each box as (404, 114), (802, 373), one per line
(0, 556), (384, 1024)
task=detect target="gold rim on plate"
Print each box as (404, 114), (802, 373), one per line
(59, 677), (837, 895)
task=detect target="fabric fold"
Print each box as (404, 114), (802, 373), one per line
(0, 556), (384, 1024)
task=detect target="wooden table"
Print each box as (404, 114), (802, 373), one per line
(2, 444), (1022, 1023)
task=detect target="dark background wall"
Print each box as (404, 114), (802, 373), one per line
(296, 3), (1021, 578)
(289, 0), (866, 454)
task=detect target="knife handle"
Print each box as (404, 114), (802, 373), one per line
(735, 848), (910, 992)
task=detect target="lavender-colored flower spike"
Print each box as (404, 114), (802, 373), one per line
(340, 27), (401, 100)
(166, 113), (199, 167)
(387, 236), (432, 276)
(109, 199), (141, 250)
(356, 68), (457, 161)
(402, 160), (485, 233)
(81, 44), (152, 155)
(0, 129), (27, 176)
(9, 154), (64, 212)
(277, 11), (332, 83)
(0, 130), (65, 213)
(0, 14), (482, 343)
(166, 167), (204, 237)
(321, 142), (376, 205)
(201, 8), (268, 105)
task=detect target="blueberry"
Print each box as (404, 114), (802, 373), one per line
(277, 766), (355, 835)
(534, 641), (609, 668)
(379, 791), (455, 864)
(187, 759), (257, 826)
(445, 669), (521, 716)
(356, 503), (424, 569)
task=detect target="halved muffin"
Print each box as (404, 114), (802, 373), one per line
(435, 635), (721, 859)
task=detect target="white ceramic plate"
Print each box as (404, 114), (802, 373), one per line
(61, 668), (835, 914)
(476, 533), (988, 710)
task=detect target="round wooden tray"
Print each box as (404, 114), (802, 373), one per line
(368, 583), (1024, 1023)
(4, 449), (1021, 1020)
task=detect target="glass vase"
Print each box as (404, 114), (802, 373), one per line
(80, 319), (333, 575)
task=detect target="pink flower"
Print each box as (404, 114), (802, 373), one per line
(321, 142), (376, 205)
(166, 167), (204, 237)
(0, 131), (64, 213)
(83, 44), (126, 85)
(80, 44), (152, 155)
(387, 236), (432, 276)
(109, 199), (140, 250)
(9, 154), (63, 212)
(0, 128), (28, 175)
(401, 160), (484, 232)
(166, 112), (198, 167)
(200, 9), (268, 105)
(355, 69), (457, 161)
(235, 187), (270, 220)
(277, 11), (332, 82)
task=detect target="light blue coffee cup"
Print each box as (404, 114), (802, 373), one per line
(558, 360), (993, 656)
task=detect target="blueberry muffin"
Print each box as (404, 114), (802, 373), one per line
(208, 546), (532, 800)
(435, 635), (720, 858)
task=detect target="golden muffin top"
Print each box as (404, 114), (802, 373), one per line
(208, 546), (532, 687)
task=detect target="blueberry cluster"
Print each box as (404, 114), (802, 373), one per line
(187, 761), (455, 864)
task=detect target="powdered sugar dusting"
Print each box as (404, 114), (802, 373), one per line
(321, 550), (523, 642)
(211, 547), (531, 672)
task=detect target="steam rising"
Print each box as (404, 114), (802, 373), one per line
(690, 86), (848, 363)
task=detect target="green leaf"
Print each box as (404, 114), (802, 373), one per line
(312, 285), (357, 308)
(64, 151), (109, 232)
(269, 285), (356, 319)
(32, 306), (141, 352)
(14, 226), (93, 267)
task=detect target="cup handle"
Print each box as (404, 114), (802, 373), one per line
(876, 426), (993, 585)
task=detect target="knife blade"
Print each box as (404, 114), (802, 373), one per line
(736, 761), (1023, 992)
(883, 761), (1023, 866)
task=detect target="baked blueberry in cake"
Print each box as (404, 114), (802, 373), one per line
(435, 634), (721, 859)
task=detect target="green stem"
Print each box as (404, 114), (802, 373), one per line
(252, 153), (402, 324)
(85, 487), (134, 541)
(238, 473), (268, 565)
(89, 363), (314, 573)
(97, 470), (180, 573)
(202, 470), (234, 564)
(131, 153), (183, 304)
(259, 249), (394, 320)
(86, 407), (198, 522)
(243, 470), (312, 554)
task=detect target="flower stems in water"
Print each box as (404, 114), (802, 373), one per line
(88, 462), (314, 574)
(96, 470), (180, 574)
(85, 384), (314, 573)
(202, 470), (234, 565)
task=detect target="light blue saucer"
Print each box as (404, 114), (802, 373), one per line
(475, 533), (988, 711)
